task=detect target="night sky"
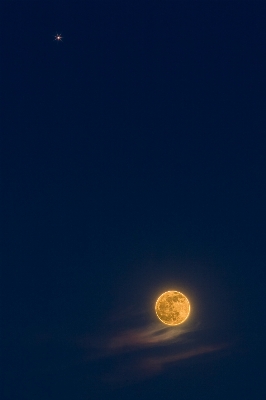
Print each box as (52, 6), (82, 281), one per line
(3, 1), (266, 399)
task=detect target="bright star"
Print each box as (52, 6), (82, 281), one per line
(54, 33), (63, 42)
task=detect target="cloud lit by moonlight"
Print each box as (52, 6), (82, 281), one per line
(75, 306), (231, 384)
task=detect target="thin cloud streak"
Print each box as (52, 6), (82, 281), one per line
(75, 309), (231, 384)
(77, 321), (198, 358)
(108, 323), (195, 351)
(103, 343), (230, 384)
(141, 343), (230, 374)
(32, 307), (232, 386)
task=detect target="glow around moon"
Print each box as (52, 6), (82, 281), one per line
(155, 291), (190, 326)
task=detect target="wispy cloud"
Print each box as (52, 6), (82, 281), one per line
(75, 308), (231, 384)
(103, 342), (230, 384)
(140, 342), (229, 375)
(107, 323), (194, 351)
(32, 303), (231, 386)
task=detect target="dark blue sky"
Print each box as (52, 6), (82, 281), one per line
(3, 2), (265, 399)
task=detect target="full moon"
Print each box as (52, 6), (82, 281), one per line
(155, 291), (190, 326)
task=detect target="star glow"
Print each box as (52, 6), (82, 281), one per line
(54, 33), (63, 42)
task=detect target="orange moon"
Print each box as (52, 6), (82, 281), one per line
(155, 291), (190, 326)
